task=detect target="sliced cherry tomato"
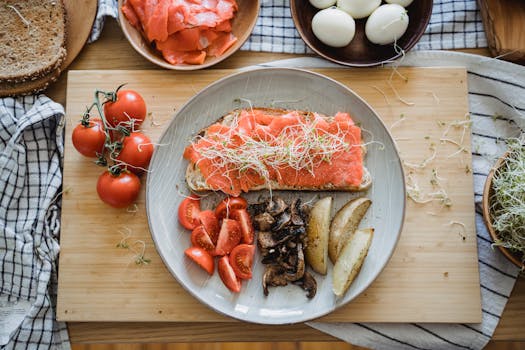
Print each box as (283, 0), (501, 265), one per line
(231, 209), (254, 244)
(229, 244), (255, 280)
(72, 118), (106, 158)
(116, 132), (154, 174)
(217, 256), (241, 292)
(214, 219), (241, 256)
(190, 225), (215, 254)
(184, 247), (214, 275)
(178, 195), (201, 230)
(103, 89), (147, 128)
(96, 170), (140, 208)
(215, 196), (248, 219)
(198, 210), (220, 244)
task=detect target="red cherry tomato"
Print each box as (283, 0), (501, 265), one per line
(72, 118), (106, 157)
(116, 132), (154, 174)
(229, 244), (254, 280)
(190, 225), (215, 254)
(96, 170), (140, 208)
(217, 256), (241, 292)
(104, 89), (147, 128)
(185, 247), (214, 275)
(215, 196), (248, 219)
(178, 195), (201, 230)
(214, 219), (241, 256)
(231, 209), (254, 244)
(198, 210), (220, 244)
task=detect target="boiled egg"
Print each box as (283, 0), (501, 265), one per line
(312, 7), (356, 48)
(365, 4), (409, 45)
(385, 0), (414, 7)
(309, 0), (337, 9)
(337, 0), (381, 19)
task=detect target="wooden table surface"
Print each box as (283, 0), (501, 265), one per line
(48, 19), (525, 347)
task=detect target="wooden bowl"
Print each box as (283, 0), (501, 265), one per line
(289, 1), (433, 67)
(482, 151), (525, 269)
(118, 0), (259, 70)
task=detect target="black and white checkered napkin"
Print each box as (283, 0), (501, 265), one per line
(90, 0), (487, 53)
(0, 96), (70, 350)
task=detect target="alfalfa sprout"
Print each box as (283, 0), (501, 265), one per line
(489, 138), (525, 264)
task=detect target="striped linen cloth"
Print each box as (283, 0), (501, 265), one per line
(256, 51), (522, 350)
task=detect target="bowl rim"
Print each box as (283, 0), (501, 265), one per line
(289, 0), (434, 68)
(117, 0), (260, 70)
(482, 151), (525, 269)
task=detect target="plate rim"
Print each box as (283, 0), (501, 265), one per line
(146, 67), (406, 324)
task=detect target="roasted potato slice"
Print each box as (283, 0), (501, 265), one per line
(328, 197), (371, 264)
(332, 228), (374, 297)
(305, 196), (332, 275)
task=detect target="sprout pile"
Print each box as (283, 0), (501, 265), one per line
(490, 138), (525, 265)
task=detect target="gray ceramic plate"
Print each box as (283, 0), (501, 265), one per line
(146, 68), (405, 324)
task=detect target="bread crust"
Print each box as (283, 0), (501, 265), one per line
(0, 67), (61, 97)
(185, 107), (372, 193)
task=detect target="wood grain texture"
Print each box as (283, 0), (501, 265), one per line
(57, 67), (480, 324)
(71, 342), (367, 350)
(478, 0), (525, 64)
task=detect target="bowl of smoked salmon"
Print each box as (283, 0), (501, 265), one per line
(119, 0), (259, 70)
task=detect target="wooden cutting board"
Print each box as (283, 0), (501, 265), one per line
(57, 68), (481, 323)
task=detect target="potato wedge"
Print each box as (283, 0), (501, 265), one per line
(328, 197), (371, 264)
(305, 196), (332, 275)
(332, 228), (374, 297)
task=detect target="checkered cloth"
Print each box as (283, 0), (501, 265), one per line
(91, 0), (487, 53)
(0, 96), (69, 350)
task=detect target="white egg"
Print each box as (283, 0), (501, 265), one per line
(365, 4), (409, 45)
(309, 0), (337, 9)
(385, 0), (414, 7)
(311, 7), (356, 48)
(337, 0), (381, 19)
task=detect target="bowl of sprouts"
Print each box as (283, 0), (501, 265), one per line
(482, 138), (525, 270)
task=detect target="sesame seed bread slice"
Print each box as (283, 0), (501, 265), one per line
(0, 0), (67, 83)
(185, 107), (372, 193)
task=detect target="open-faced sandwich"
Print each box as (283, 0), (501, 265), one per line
(183, 107), (371, 196)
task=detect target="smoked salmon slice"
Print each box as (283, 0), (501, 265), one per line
(122, 0), (238, 65)
(184, 109), (365, 196)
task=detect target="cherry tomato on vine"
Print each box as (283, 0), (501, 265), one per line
(104, 89), (147, 128)
(72, 118), (106, 158)
(96, 170), (141, 208)
(116, 132), (154, 174)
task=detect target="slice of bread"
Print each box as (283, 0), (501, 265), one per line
(0, 0), (67, 83)
(185, 107), (372, 193)
(0, 66), (61, 97)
